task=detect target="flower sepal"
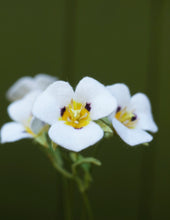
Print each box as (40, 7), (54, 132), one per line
(95, 118), (114, 138)
(142, 142), (149, 146)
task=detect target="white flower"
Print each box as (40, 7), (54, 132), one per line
(107, 83), (158, 146)
(33, 77), (117, 152)
(6, 73), (57, 102)
(1, 91), (45, 143)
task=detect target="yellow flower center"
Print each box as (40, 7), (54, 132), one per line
(60, 99), (91, 129)
(115, 107), (138, 129)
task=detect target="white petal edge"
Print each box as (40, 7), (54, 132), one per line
(49, 121), (104, 152)
(74, 77), (117, 120)
(112, 118), (153, 146)
(1, 122), (32, 144)
(8, 91), (40, 124)
(35, 73), (58, 91)
(33, 81), (74, 125)
(107, 83), (131, 109)
(129, 93), (158, 133)
(6, 76), (36, 101)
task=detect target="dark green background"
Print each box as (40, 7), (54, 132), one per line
(0, 0), (169, 219)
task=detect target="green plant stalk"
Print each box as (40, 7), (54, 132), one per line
(48, 149), (73, 179)
(81, 191), (94, 220)
(35, 131), (101, 219)
(63, 177), (72, 220)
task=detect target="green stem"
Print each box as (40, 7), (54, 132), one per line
(52, 159), (73, 179)
(48, 144), (73, 179)
(81, 191), (94, 220)
(63, 177), (72, 220)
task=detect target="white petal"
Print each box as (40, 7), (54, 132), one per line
(1, 122), (32, 144)
(74, 77), (117, 120)
(6, 76), (36, 101)
(35, 73), (58, 90)
(33, 81), (74, 125)
(107, 83), (131, 109)
(129, 93), (158, 133)
(6, 74), (58, 102)
(8, 91), (40, 124)
(30, 117), (46, 135)
(49, 121), (104, 152)
(112, 118), (153, 146)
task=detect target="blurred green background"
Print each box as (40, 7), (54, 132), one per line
(0, 0), (169, 219)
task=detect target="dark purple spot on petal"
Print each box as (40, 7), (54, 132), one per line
(131, 114), (137, 121)
(116, 106), (121, 113)
(61, 107), (66, 116)
(74, 127), (83, 130)
(85, 103), (91, 112)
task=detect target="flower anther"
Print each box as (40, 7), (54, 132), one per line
(60, 99), (91, 129)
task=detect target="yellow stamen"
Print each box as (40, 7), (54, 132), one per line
(60, 99), (91, 129)
(115, 107), (137, 129)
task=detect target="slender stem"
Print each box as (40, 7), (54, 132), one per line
(81, 191), (94, 220)
(52, 161), (73, 179)
(62, 177), (72, 220)
(47, 145), (73, 179)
